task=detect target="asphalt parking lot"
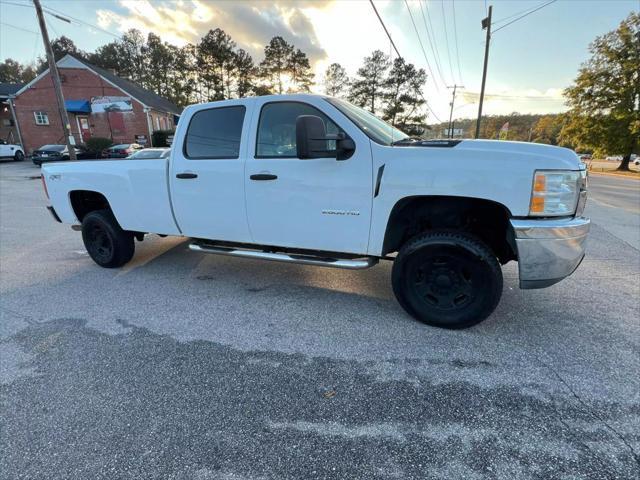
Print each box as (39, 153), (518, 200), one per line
(1, 160), (639, 479)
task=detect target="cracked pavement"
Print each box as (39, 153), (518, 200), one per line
(1, 162), (639, 479)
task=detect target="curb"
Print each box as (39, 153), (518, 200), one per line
(588, 171), (640, 180)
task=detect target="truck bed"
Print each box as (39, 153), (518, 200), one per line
(42, 159), (181, 235)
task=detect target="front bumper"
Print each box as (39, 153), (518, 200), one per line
(510, 216), (590, 289)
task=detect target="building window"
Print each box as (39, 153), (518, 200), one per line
(34, 111), (49, 125)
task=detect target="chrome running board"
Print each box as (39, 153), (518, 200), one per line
(189, 243), (378, 270)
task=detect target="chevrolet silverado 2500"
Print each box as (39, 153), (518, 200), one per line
(41, 94), (590, 329)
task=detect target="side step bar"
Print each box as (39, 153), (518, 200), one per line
(189, 243), (378, 270)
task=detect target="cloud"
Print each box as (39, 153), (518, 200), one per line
(96, 0), (331, 65)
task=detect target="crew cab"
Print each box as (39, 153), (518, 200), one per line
(41, 94), (590, 329)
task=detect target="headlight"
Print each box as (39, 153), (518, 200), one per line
(529, 170), (581, 216)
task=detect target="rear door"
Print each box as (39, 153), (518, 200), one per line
(244, 98), (373, 254)
(169, 101), (253, 242)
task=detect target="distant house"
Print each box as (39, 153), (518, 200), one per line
(12, 54), (181, 153)
(0, 82), (23, 145)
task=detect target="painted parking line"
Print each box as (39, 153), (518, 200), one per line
(116, 236), (187, 277)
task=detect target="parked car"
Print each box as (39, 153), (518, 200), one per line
(41, 94), (590, 329)
(605, 155), (623, 161)
(632, 154), (639, 166)
(0, 139), (24, 162)
(102, 143), (143, 158)
(577, 153), (592, 161)
(32, 145), (94, 166)
(126, 148), (171, 159)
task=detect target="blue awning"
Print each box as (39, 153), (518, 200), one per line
(65, 99), (91, 113)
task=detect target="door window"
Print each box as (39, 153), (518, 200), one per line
(256, 102), (340, 158)
(184, 106), (245, 159)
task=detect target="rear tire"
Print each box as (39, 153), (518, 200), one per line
(392, 231), (503, 329)
(81, 209), (134, 268)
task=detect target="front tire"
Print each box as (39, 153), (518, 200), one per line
(392, 231), (503, 329)
(14, 150), (24, 162)
(81, 209), (134, 268)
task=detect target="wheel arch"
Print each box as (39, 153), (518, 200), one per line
(69, 190), (113, 223)
(382, 195), (517, 263)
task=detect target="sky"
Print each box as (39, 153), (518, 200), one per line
(0, 0), (637, 123)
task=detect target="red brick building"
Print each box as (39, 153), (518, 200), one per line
(12, 54), (181, 153)
(0, 83), (23, 145)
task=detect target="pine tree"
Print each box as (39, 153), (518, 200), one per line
(288, 48), (314, 93)
(233, 49), (255, 98)
(323, 63), (349, 97)
(198, 28), (236, 101)
(348, 50), (390, 114)
(259, 36), (294, 94)
(382, 58), (427, 134)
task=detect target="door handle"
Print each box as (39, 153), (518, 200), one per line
(250, 174), (278, 181)
(176, 172), (198, 179)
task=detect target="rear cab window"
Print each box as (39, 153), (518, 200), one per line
(184, 106), (246, 159)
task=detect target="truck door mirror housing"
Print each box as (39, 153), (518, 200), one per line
(296, 115), (355, 161)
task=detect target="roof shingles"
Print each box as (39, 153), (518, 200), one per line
(0, 83), (24, 97)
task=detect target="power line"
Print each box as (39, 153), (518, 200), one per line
(368, 0), (443, 123)
(42, 4), (123, 40)
(493, 0), (551, 25)
(440, 0), (455, 84)
(404, 0), (440, 93)
(493, 0), (558, 34)
(368, 0), (401, 58)
(451, 0), (463, 84)
(0, 21), (38, 34)
(0, 0), (123, 40)
(418, 0), (447, 89)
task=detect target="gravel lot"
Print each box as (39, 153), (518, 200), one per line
(1, 160), (639, 479)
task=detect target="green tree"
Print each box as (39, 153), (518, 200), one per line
(323, 63), (349, 97)
(89, 30), (147, 84)
(233, 48), (255, 98)
(348, 50), (390, 114)
(287, 48), (314, 93)
(198, 28), (236, 101)
(561, 12), (639, 171)
(88, 41), (121, 74)
(0, 58), (36, 83)
(531, 115), (564, 145)
(50, 36), (85, 61)
(259, 36), (294, 94)
(118, 29), (147, 84)
(382, 57), (427, 134)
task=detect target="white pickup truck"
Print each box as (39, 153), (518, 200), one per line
(41, 94), (589, 329)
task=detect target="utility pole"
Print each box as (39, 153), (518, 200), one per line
(475, 5), (492, 139)
(33, 0), (76, 160)
(447, 84), (463, 139)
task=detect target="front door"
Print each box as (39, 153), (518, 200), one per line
(244, 99), (373, 255)
(77, 116), (91, 142)
(169, 102), (252, 242)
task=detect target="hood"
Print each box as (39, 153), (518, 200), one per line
(382, 138), (582, 171)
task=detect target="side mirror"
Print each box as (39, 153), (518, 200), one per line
(296, 115), (355, 161)
(296, 115), (328, 159)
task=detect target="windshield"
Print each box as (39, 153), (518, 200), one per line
(325, 97), (409, 146)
